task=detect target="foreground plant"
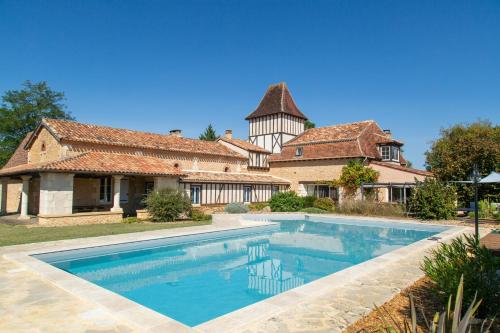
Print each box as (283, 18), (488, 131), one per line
(144, 189), (192, 222)
(369, 276), (495, 333)
(421, 234), (499, 317)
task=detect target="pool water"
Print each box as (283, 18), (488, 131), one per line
(39, 218), (444, 326)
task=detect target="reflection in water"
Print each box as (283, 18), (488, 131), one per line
(52, 219), (439, 326)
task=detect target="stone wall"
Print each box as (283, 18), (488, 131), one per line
(28, 127), (63, 164)
(5, 180), (22, 213)
(370, 164), (427, 183)
(38, 211), (123, 226)
(39, 173), (74, 215)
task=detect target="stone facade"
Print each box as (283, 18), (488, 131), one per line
(28, 127), (63, 164)
(39, 173), (74, 215)
(38, 211), (123, 226)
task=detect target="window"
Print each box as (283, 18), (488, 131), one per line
(380, 146), (391, 160)
(272, 185), (280, 196)
(41, 142), (46, 152)
(144, 182), (154, 195)
(190, 185), (201, 205)
(255, 153), (261, 166)
(243, 186), (252, 203)
(391, 146), (400, 161)
(224, 166), (230, 173)
(173, 163), (180, 169)
(295, 147), (303, 157)
(99, 177), (112, 203)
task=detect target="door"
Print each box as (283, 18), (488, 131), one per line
(243, 186), (252, 203)
(190, 185), (201, 205)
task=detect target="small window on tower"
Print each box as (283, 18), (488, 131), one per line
(295, 147), (303, 157)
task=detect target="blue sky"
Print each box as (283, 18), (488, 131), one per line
(1, 0), (499, 168)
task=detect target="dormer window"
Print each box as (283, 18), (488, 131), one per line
(380, 145), (399, 162)
(295, 147), (303, 157)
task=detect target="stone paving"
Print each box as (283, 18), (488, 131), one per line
(0, 214), (482, 333)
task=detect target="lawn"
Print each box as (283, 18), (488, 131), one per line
(0, 220), (211, 247)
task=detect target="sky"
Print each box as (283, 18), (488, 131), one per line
(1, 0), (499, 168)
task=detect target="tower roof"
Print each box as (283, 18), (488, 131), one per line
(245, 82), (308, 120)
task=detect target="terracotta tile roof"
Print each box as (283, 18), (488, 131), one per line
(285, 120), (375, 146)
(0, 152), (184, 177)
(3, 132), (31, 169)
(29, 119), (246, 160)
(218, 137), (271, 153)
(270, 120), (408, 163)
(370, 161), (433, 177)
(181, 171), (290, 184)
(245, 82), (307, 120)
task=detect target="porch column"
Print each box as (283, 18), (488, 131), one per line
(19, 176), (31, 219)
(111, 175), (123, 212)
(39, 173), (74, 215)
(0, 177), (9, 215)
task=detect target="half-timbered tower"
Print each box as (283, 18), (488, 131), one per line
(246, 82), (308, 153)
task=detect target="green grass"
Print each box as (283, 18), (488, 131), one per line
(0, 220), (212, 247)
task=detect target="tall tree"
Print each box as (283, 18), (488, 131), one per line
(425, 120), (499, 205)
(0, 81), (74, 167)
(199, 124), (218, 141)
(304, 120), (315, 130)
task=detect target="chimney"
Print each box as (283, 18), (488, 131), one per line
(225, 129), (233, 139)
(169, 129), (182, 137)
(383, 129), (391, 137)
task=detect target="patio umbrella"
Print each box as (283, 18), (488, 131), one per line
(479, 171), (500, 184)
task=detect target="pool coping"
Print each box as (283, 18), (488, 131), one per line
(2, 214), (477, 333)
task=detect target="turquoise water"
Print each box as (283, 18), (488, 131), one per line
(42, 218), (444, 326)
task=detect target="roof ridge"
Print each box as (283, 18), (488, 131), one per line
(285, 137), (359, 147)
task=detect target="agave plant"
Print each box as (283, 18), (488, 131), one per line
(367, 275), (495, 333)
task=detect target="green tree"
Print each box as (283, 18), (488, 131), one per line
(199, 124), (219, 141)
(336, 160), (379, 198)
(304, 120), (315, 129)
(425, 120), (499, 205)
(0, 81), (74, 167)
(409, 178), (457, 220)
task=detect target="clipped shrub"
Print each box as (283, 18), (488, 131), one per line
(144, 189), (192, 222)
(189, 209), (212, 221)
(422, 234), (500, 317)
(336, 200), (405, 217)
(409, 178), (457, 220)
(302, 196), (316, 208)
(248, 202), (269, 211)
(224, 202), (249, 214)
(269, 191), (304, 212)
(313, 197), (335, 211)
(301, 207), (328, 214)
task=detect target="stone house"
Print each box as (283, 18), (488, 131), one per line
(0, 82), (431, 225)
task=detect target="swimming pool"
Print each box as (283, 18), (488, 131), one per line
(35, 217), (446, 327)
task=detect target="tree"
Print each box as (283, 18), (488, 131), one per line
(425, 120), (499, 205)
(336, 160), (379, 198)
(0, 81), (74, 167)
(199, 124), (218, 141)
(304, 120), (315, 129)
(409, 178), (457, 220)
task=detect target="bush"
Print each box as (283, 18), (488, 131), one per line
(301, 196), (316, 208)
(269, 191), (304, 212)
(422, 234), (500, 317)
(336, 200), (406, 217)
(189, 209), (212, 221)
(224, 203), (249, 214)
(144, 189), (192, 222)
(409, 178), (457, 220)
(301, 207), (328, 214)
(313, 197), (335, 211)
(248, 202), (269, 211)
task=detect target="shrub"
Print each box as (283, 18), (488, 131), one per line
(224, 203), (249, 214)
(144, 189), (192, 222)
(313, 197), (335, 211)
(301, 207), (328, 214)
(248, 202), (269, 211)
(337, 160), (379, 198)
(409, 178), (457, 220)
(269, 191), (304, 212)
(302, 196), (316, 208)
(189, 209), (212, 221)
(336, 200), (406, 217)
(422, 234), (500, 317)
